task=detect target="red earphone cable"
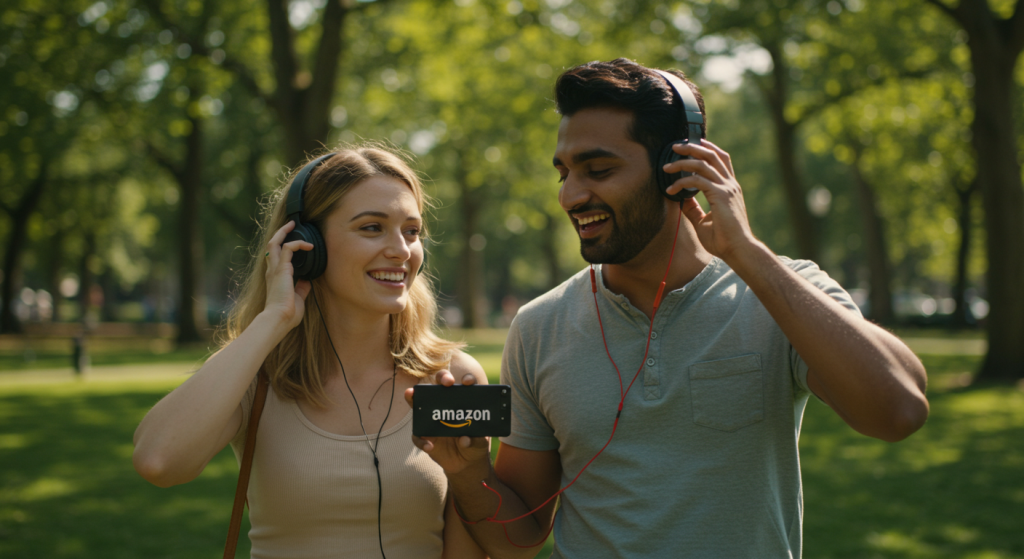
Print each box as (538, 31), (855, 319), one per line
(455, 206), (685, 549)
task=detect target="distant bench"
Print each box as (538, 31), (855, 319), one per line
(0, 322), (179, 353)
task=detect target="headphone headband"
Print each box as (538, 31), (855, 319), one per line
(652, 69), (704, 144)
(285, 152), (337, 222)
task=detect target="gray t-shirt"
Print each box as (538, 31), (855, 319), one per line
(500, 257), (860, 559)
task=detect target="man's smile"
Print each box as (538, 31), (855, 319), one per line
(572, 211), (612, 238)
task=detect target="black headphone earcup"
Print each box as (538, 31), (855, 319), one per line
(657, 140), (699, 202)
(285, 222), (327, 281)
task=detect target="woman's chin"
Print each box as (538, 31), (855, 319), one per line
(370, 296), (408, 316)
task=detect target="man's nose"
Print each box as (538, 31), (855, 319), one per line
(558, 173), (588, 212)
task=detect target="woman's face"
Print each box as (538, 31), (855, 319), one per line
(318, 175), (424, 317)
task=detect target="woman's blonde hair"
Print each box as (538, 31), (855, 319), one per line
(219, 143), (464, 405)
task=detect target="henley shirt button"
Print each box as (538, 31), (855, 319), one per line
(646, 358), (656, 366)
(650, 332), (658, 339)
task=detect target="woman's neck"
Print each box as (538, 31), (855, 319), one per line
(315, 301), (394, 380)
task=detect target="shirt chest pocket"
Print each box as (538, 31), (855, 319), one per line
(688, 354), (764, 432)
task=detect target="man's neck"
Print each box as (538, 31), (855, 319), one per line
(601, 214), (712, 319)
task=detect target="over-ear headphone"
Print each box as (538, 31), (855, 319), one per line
(652, 69), (704, 202)
(282, 151), (428, 281)
(283, 153), (336, 281)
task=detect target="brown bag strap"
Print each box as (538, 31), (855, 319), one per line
(223, 372), (270, 559)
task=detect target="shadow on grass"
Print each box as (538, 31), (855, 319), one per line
(0, 387), (250, 559)
(801, 354), (1024, 558)
(2, 352), (1020, 559)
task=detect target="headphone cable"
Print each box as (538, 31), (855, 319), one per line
(454, 206), (686, 548)
(312, 288), (396, 559)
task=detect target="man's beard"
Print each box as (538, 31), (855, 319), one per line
(578, 176), (666, 265)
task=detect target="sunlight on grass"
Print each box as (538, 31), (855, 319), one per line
(1, 348), (1020, 559)
(473, 352), (502, 383)
(18, 477), (77, 501)
(0, 433), (28, 450)
(867, 530), (939, 556)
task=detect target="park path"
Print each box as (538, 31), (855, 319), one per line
(0, 363), (195, 387)
(0, 336), (984, 388)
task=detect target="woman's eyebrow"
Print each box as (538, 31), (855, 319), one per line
(349, 210), (389, 222)
(349, 211), (422, 223)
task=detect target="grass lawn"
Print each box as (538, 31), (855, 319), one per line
(1, 341), (1022, 558)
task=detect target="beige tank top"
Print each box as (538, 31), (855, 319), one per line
(230, 381), (446, 559)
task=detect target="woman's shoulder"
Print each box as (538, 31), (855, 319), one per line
(448, 350), (488, 385)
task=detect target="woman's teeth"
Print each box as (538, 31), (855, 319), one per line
(578, 214), (610, 225)
(370, 271), (405, 282)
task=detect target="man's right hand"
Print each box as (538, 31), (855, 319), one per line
(405, 368), (493, 477)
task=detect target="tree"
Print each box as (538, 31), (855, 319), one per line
(925, 0), (1024, 381)
(0, 2), (126, 332)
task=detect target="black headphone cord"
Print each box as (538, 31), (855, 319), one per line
(312, 288), (396, 559)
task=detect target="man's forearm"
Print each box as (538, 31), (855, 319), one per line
(727, 241), (929, 441)
(447, 461), (552, 559)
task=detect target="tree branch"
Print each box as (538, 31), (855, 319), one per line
(144, 140), (182, 183)
(1008, 0), (1024, 54)
(792, 68), (934, 125)
(306, 0), (348, 137)
(266, 0), (299, 115)
(923, 0), (962, 24)
(141, 0), (269, 103)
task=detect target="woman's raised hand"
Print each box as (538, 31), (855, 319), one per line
(264, 221), (315, 330)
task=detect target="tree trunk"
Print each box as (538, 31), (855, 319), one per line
(48, 228), (65, 322)
(79, 232), (96, 328)
(0, 166), (47, 333)
(542, 212), (562, 290)
(850, 152), (893, 323)
(963, 1), (1024, 381)
(763, 43), (820, 261)
(951, 182), (976, 328)
(176, 116), (209, 342)
(457, 182), (486, 329)
(267, 0), (349, 166)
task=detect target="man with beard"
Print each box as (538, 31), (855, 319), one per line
(412, 59), (929, 558)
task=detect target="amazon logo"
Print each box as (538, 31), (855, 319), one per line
(432, 408), (492, 428)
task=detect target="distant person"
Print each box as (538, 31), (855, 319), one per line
(411, 59), (929, 558)
(133, 145), (487, 559)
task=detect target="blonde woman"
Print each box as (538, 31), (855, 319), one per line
(132, 145), (487, 559)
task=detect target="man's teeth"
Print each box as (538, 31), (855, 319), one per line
(370, 271), (406, 282)
(578, 214), (610, 226)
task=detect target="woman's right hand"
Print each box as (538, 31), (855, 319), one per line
(264, 220), (314, 330)
(406, 367), (493, 477)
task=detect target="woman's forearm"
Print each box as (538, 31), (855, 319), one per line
(132, 310), (291, 487)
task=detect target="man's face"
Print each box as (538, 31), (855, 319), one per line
(554, 106), (665, 264)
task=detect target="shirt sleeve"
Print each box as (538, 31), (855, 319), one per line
(499, 315), (559, 451)
(783, 258), (863, 394)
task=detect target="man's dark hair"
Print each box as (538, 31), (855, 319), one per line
(554, 58), (706, 171)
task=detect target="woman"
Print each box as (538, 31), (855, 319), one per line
(132, 145), (487, 559)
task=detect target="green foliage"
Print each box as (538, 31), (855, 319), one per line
(3, 0), (1022, 330)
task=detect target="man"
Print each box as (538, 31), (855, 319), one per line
(412, 58), (928, 558)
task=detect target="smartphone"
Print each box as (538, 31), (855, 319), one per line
(412, 384), (511, 437)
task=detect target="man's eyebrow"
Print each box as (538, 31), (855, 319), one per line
(552, 148), (621, 167)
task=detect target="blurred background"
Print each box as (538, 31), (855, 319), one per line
(1, 0), (1023, 557)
